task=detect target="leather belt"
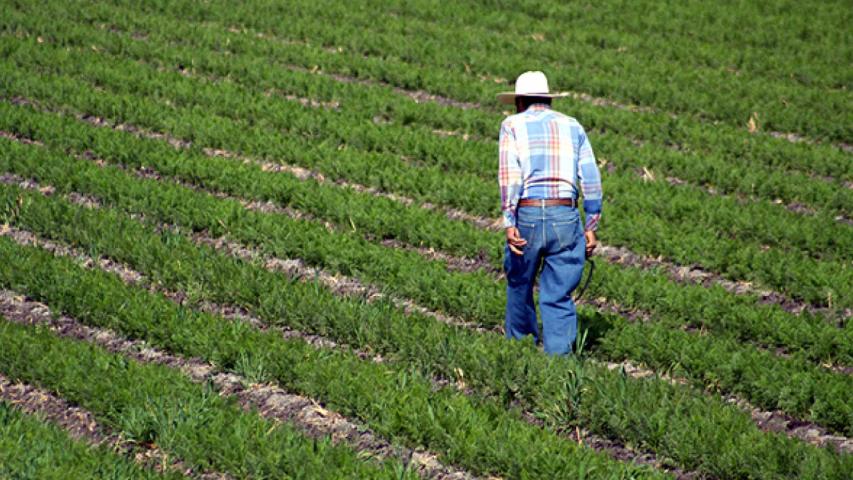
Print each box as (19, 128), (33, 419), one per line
(518, 198), (576, 207)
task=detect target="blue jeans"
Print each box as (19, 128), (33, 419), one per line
(504, 205), (586, 355)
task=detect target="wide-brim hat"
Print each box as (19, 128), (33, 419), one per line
(496, 71), (569, 105)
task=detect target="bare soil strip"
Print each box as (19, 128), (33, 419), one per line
(766, 130), (853, 155)
(0, 288), (481, 480)
(283, 64), (482, 111)
(6, 117), (853, 358)
(0, 371), (229, 480)
(4, 108), (840, 321)
(279, 63), (853, 155)
(593, 244), (852, 322)
(420, 132), (853, 222)
(8, 94), (850, 308)
(2, 204), (849, 457)
(0, 222), (693, 477)
(197, 143), (497, 231)
(640, 165), (852, 225)
(108, 22), (852, 154)
(113, 57), (853, 219)
(4, 130), (851, 369)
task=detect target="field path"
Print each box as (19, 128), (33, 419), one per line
(2, 200), (849, 456)
(0, 370), (230, 479)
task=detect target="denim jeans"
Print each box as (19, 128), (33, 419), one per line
(504, 204), (586, 355)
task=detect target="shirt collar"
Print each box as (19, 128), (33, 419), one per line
(525, 103), (552, 113)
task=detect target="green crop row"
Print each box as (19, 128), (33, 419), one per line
(128, 1), (853, 182)
(0, 318), (411, 479)
(2, 38), (851, 312)
(6, 1), (851, 201)
(1, 4), (849, 479)
(0, 192), (849, 476)
(95, 0), (853, 178)
(0, 400), (180, 480)
(108, 0), (852, 141)
(0, 241), (664, 480)
(2, 68), (852, 364)
(104, 0), (853, 183)
(28, 12), (853, 227)
(362, 0), (849, 89)
(6, 1), (852, 214)
(2, 107), (852, 430)
(1, 142), (850, 476)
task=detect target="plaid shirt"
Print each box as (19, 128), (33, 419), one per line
(499, 104), (602, 231)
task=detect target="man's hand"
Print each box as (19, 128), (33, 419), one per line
(506, 227), (527, 255)
(585, 230), (598, 257)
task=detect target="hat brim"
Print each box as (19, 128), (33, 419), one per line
(496, 92), (570, 105)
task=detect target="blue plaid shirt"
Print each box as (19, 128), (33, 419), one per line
(499, 104), (602, 231)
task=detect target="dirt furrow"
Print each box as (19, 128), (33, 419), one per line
(646, 167), (852, 226)
(4, 100), (845, 320)
(280, 64), (482, 111)
(593, 243), (852, 322)
(5, 169), (852, 458)
(108, 55), (853, 222)
(6, 220), (852, 465)
(188, 231), (495, 335)
(197, 142), (497, 230)
(0, 288), (480, 480)
(4, 140), (852, 450)
(0, 219), (692, 477)
(4, 131), (851, 368)
(0, 368), (229, 479)
(767, 130), (853, 155)
(280, 58), (853, 155)
(144, 143), (853, 322)
(5, 125), (852, 364)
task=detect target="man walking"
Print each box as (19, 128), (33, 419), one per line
(497, 71), (602, 356)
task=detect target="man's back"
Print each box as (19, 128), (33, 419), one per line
(502, 105), (584, 200)
(499, 104), (602, 232)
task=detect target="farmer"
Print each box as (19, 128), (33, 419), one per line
(497, 71), (602, 356)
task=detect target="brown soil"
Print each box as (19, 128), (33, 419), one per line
(0, 347), (229, 479)
(4, 137), (852, 457)
(0, 290), (478, 480)
(0, 224), (697, 477)
(6, 103), (846, 322)
(9, 222), (853, 462)
(5, 142), (851, 370)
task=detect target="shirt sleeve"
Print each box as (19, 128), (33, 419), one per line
(576, 126), (602, 231)
(498, 120), (523, 228)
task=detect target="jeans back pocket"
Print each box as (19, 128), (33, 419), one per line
(516, 220), (537, 246)
(550, 218), (580, 251)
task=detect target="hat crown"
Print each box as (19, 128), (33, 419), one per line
(514, 71), (550, 96)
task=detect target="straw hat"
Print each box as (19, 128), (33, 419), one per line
(496, 71), (568, 105)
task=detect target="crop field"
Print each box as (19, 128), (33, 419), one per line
(0, 0), (851, 478)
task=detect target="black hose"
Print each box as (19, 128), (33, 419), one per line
(573, 259), (595, 301)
